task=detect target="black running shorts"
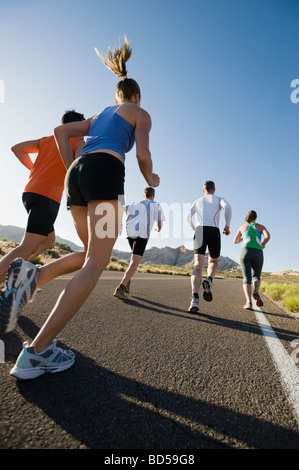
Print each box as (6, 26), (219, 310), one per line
(65, 152), (125, 208)
(127, 237), (148, 256)
(193, 226), (221, 258)
(22, 192), (60, 237)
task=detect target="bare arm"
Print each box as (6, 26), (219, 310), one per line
(221, 199), (232, 235)
(74, 138), (85, 159)
(256, 224), (271, 248)
(186, 204), (196, 231)
(156, 220), (163, 232)
(54, 119), (91, 169)
(134, 110), (160, 187)
(233, 226), (244, 244)
(11, 139), (40, 171)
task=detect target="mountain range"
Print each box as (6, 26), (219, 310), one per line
(0, 224), (240, 271)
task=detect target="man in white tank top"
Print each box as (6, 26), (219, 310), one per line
(186, 181), (232, 313)
(113, 187), (165, 299)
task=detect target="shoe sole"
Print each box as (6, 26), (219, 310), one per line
(243, 304), (252, 310)
(113, 290), (127, 300)
(253, 292), (263, 307)
(188, 306), (199, 313)
(202, 280), (213, 302)
(10, 361), (74, 380)
(1, 260), (38, 333)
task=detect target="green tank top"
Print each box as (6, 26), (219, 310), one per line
(242, 223), (263, 250)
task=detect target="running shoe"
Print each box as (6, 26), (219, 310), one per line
(202, 278), (213, 302)
(188, 297), (199, 313)
(10, 340), (75, 380)
(253, 291), (263, 307)
(123, 280), (131, 294)
(0, 258), (38, 333)
(243, 302), (252, 310)
(113, 284), (128, 300)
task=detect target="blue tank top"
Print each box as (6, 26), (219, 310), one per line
(81, 106), (135, 159)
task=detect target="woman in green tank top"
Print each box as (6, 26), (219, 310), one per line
(234, 210), (271, 309)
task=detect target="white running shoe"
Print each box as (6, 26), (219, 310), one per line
(0, 258), (38, 333)
(10, 340), (75, 380)
(188, 297), (199, 313)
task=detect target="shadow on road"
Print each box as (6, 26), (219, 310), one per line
(130, 296), (299, 344)
(2, 305), (299, 449)
(2, 331), (296, 449)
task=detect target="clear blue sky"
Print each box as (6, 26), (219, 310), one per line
(0, 0), (298, 272)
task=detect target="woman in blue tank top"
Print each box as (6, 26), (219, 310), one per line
(234, 210), (271, 310)
(7, 37), (161, 379)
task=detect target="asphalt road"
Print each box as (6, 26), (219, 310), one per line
(0, 270), (299, 451)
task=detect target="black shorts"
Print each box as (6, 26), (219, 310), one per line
(127, 237), (148, 256)
(65, 152), (125, 208)
(22, 192), (60, 237)
(193, 226), (221, 258)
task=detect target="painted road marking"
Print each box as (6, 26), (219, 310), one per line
(253, 305), (299, 428)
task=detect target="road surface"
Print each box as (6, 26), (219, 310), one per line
(0, 271), (299, 450)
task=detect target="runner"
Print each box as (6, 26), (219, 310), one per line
(113, 186), (165, 299)
(0, 110), (85, 287)
(233, 210), (270, 309)
(186, 180), (232, 313)
(2, 36), (160, 380)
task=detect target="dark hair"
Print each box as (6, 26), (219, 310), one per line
(62, 110), (85, 124)
(116, 78), (141, 102)
(203, 180), (215, 192)
(144, 187), (155, 198)
(95, 36), (141, 101)
(245, 210), (257, 223)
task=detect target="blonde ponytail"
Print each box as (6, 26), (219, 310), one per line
(94, 36), (141, 101)
(94, 35), (132, 79)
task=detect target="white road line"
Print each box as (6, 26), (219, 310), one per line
(253, 305), (299, 428)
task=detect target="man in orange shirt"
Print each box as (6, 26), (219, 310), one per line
(0, 110), (85, 285)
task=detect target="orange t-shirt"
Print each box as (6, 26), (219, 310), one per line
(24, 135), (82, 203)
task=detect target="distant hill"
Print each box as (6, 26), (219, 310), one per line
(0, 224), (240, 271)
(113, 245), (240, 271)
(0, 224), (83, 252)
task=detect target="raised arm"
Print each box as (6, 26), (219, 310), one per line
(11, 139), (40, 171)
(54, 119), (91, 169)
(134, 109), (160, 187)
(233, 226), (244, 244)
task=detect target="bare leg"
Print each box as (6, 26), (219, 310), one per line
(0, 231), (55, 284)
(191, 254), (205, 295)
(253, 278), (261, 293)
(36, 206), (88, 287)
(207, 257), (219, 280)
(31, 200), (120, 352)
(121, 254), (142, 287)
(36, 251), (86, 287)
(243, 283), (252, 305)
